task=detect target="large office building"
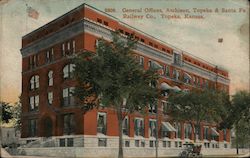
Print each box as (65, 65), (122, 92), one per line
(20, 3), (230, 156)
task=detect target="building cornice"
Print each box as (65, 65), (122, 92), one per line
(21, 18), (229, 85)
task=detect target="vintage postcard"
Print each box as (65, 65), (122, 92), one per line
(0, 0), (249, 158)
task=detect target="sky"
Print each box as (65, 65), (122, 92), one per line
(0, 0), (249, 103)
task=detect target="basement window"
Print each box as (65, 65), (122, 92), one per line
(125, 140), (130, 147)
(98, 138), (107, 147)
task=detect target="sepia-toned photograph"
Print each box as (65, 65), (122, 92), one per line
(0, 0), (249, 157)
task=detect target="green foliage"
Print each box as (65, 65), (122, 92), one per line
(220, 91), (250, 129)
(1, 102), (13, 123)
(12, 102), (22, 130)
(0, 101), (21, 129)
(73, 32), (159, 112)
(233, 119), (250, 148)
(167, 89), (229, 124)
(73, 32), (159, 158)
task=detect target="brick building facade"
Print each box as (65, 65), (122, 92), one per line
(20, 3), (230, 150)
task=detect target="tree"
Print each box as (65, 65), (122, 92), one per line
(1, 102), (13, 124)
(167, 89), (229, 142)
(219, 91), (250, 154)
(12, 102), (22, 130)
(0, 101), (21, 129)
(220, 91), (250, 129)
(73, 32), (159, 158)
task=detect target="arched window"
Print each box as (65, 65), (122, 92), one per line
(63, 64), (75, 79)
(30, 75), (39, 90)
(48, 70), (53, 86)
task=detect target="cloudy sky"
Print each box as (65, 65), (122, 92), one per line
(0, 0), (249, 103)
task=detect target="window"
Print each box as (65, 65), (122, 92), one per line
(149, 120), (157, 137)
(179, 142), (182, 148)
(164, 65), (170, 77)
(173, 69), (180, 80)
(162, 48), (166, 52)
(204, 126), (209, 140)
(30, 75), (39, 90)
(174, 122), (181, 138)
(148, 60), (152, 68)
(184, 123), (192, 139)
(204, 79), (209, 88)
(97, 112), (106, 134)
(184, 73), (191, 84)
(67, 138), (74, 147)
(98, 138), (107, 147)
(63, 113), (75, 135)
(72, 40), (76, 53)
(125, 140), (130, 147)
(67, 42), (70, 52)
(175, 142), (178, 147)
(162, 101), (169, 114)
(224, 143), (227, 148)
(204, 142), (210, 148)
(167, 141), (171, 147)
(149, 42), (153, 46)
(141, 140), (145, 147)
(103, 21), (108, 26)
(163, 141), (167, 147)
(134, 118), (144, 136)
(28, 119), (37, 137)
(173, 53), (182, 66)
(46, 48), (54, 63)
(29, 55), (38, 69)
(48, 70), (53, 86)
(62, 43), (65, 56)
(139, 56), (144, 66)
(135, 140), (139, 147)
(122, 116), (129, 135)
(140, 38), (145, 43)
(119, 29), (124, 34)
(29, 95), (39, 111)
(194, 125), (201, 140)
(59, 139), (65, 147)
(196, 77), (200, 86)
(192, 76), (197, 85)
(48, 92), (53, 105)
(62, 40), (76, 56)
(211, 127), (218, 140)
(59, 138), (74, 147)
(148, 103), (156, 113)
(223, 129), (227, 141)
(63, 64), (75, 80)
(97, 18), (102, 23)
(149, 140), (154, 147)
(63, 87), (75, 106)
